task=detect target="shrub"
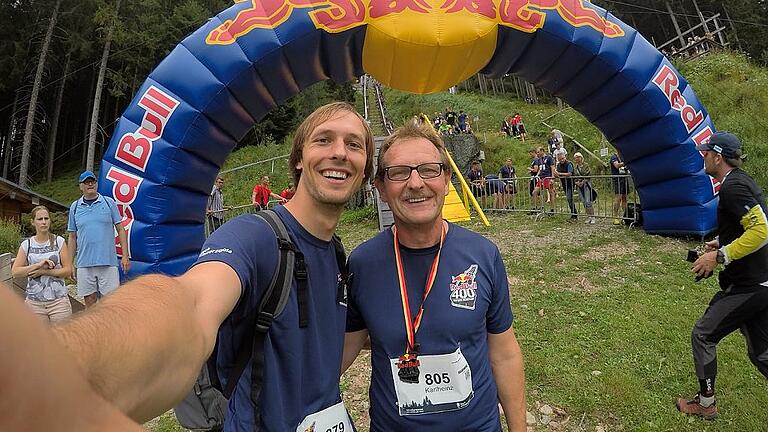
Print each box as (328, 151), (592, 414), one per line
(0, 218), (22, 256)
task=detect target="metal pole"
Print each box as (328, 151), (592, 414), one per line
(692, 0), (710, 34)
(666, 1), (686, 48)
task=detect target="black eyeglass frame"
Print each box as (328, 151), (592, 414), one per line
(383, 162), (446, 182)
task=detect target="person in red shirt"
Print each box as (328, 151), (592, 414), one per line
(279, 182), (296, 202)
(251, 175), (285, 210)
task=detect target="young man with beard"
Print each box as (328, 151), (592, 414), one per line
(342, 123), (526, 431)
(52, 102), (374, 431)
(677, 132), (768, 419)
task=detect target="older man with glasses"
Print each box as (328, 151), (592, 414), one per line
(342, 122), (527, 432)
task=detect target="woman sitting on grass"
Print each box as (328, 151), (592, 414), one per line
(12, 205), (73, 323)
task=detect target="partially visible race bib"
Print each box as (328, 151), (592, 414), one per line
(389, 347), (474, 416)
(295, 401), (353, 432)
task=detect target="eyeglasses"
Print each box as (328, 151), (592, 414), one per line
(384, 163), (445, 181)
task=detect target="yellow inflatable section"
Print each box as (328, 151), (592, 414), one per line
(442, 182), (471, 223)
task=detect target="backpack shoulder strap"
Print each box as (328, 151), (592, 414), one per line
(213, 209), (298, 399)
(332, 234), (350, 305)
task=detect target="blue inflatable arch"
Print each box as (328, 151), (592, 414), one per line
(101, 0), (718, 277)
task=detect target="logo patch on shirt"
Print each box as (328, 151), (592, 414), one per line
(449, 265), (478, 310)
(199, 247), (233, 257)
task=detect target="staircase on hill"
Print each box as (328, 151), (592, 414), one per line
(359, 75), (392, 136)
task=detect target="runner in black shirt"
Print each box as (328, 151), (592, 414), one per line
(676, 132), (768, 420)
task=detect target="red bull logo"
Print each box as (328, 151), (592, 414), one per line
(109, 86), (180, 258)
(206, 0), (624, 45)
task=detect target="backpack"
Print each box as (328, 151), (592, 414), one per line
(174, 209), (348, 431)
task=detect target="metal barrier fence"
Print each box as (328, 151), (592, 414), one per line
(467, 174), (641, 226)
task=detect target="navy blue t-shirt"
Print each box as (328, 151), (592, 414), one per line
(347, 224), (513, 431)
(193, 206), (347, 431)
(539, 155), (554, 177)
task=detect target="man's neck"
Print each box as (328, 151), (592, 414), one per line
(716, 166), (735, 181)
(283, 191), (342, 242)
(82, 193), (98, 200)
(394, 220), (447, 249)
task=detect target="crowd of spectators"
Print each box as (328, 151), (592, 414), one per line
(463, 146), (632, 225)
(430, 107), (473, 135)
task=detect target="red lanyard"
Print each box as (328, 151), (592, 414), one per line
(392, 223), (446, 355)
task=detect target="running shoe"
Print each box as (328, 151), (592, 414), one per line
(675, 394), (718, 420)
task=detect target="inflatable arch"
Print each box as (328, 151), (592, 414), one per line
(101, 0), (719, 277)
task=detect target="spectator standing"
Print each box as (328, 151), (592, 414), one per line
(553, 152), (576, 221)
(527, 149), (541, 211)
(458, 110), (468, 133)
(679, 132), (768, 419)
(509, 114), (520, 137)
(550, 129), (564, 147)
(343, 123), (526, 431)
(12, 205), (74, 322)
(251, 175), (285, 210)
(445, 107), (457, 130)
(207, 177), (226, 232)
(499, 158), (517, 209)
(610, 152), (629, 225)
(533, 147), (555, 214)
(466, 160), (486, 205)
(279, 182), (296, 201)
(573, 153), (596, 224)
(552, 141), (567, 159)
(67, 171), (130, 309)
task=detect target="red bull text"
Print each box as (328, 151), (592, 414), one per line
(110, 86), (180, 257)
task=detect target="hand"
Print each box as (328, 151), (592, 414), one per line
(43, 259), (55, 269)
(704, 239), (719, 252)
(121, 255), (131, 274)
(692, 250), (718, 279)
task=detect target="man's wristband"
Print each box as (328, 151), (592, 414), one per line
(716, 249), (725, 264)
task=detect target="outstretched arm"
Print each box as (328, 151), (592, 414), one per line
(53, 261), (240, 423)
(0, 286), (143, 431)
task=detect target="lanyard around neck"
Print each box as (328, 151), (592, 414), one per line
(392, 223), (446, 354)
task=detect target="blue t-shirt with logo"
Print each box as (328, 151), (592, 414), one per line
(67, 194), (121, 268)
(346, 224), (513, 431)
(539, 155), (554, 177)
(193, 206), (347, 432)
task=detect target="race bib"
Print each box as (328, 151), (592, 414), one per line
(389, 347), (474, 416)
(295, 401), (353, 432)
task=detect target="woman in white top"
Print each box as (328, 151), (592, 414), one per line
(12, 205), (74, 322)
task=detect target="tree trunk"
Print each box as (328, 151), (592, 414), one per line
(3, 91), (20, 179)
(46, 53), (70, 182)
(86, 0), (122, 172)
(18, 0), (62, 187)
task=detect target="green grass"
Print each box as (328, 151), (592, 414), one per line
(340, 212), (768, 431)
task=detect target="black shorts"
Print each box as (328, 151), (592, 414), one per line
(612, 177), (630, 195)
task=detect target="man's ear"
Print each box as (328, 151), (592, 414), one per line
(374, 178), (389, 204)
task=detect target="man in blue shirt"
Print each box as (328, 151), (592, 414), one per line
(343, 123), (526, 431)
(67, 170), (130, 308)
(52, 102), (374, 431)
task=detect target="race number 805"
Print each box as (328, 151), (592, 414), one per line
(424, 373), (451, 386)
